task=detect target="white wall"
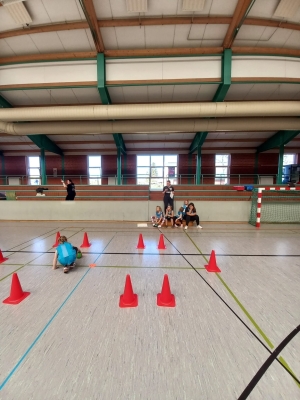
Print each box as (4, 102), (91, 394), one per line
(0, 200), (251, 222)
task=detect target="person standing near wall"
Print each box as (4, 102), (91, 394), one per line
(162, 179), (175, 213)
(62, 179), (76, 201)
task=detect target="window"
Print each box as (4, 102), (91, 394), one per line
(283, 154), (296, 166)
(28, 156), (41, 185)
(88, 156), (101, 185)
(215, 154), (230, 185)
(137, 155), (178, 189)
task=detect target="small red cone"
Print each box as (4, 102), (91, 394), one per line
(205, 250), (221, 273)
(0, 249), (8, 264)
(136, 234), (146, 249)
(3, 273), (30, 305)
(80, 232), (91, 248)
(157, 274), (175, 307)
(157, 234), (166, 250)
(119, 275), (138, 308)
(52, 232), (61, 248)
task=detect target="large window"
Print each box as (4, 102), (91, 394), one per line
(28, 156), (41, 185)
(283, 154), (296, 165)
(88, 156), (101, 185)
(137, 155), (178, 189)
(215, 154), (230, 185)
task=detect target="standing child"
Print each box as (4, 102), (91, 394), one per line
(174, 206), (184, 227)
(52, 236), (79, 273)
(151, 206), (164, 227)
(162, 205), (174, 228)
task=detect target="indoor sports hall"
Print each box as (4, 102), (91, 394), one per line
(1, 0), (300, 399)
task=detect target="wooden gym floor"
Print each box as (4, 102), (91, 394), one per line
(0, 221), (299, 400)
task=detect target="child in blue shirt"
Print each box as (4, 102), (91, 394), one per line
(151, 206), (164, 227)
(52, 236), (78, 273)
(174, 207), (184, 227)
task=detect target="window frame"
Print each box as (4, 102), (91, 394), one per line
(136, 155), (178, 189)
(214, 154), (230, 185)
(28, 156), (41, 185)
(88, 155), (102, 185)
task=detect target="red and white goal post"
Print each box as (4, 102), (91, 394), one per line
(255, 187), (300, 228)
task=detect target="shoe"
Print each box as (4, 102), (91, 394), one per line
(158, 225), (161, 228)
(175, 225), (178, 228)
(184, 226), (188, 230)
(70, 262), (76, 269)
(63, 267), (70, 273)
(197, 225), (203, 229)
(153, 223), (155, 226)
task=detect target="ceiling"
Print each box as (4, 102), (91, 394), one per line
(0, 0), (300, 156)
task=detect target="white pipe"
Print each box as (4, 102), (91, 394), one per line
(1, 118), (300, 135)
(0, 101), (300, 121)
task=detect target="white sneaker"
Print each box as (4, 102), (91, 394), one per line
(158, 225), (161, 228)
(175, 225), (178, 228)
(184, 226), (188, 230)
(197, 225), (203, 229)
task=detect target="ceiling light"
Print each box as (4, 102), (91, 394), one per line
(126, 0), (147, 13)
(182, 0), (206, 11)
(2, 1), (32, 25)
(273, 0), (300, 19)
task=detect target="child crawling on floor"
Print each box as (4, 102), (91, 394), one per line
(52, 236), (80, 273)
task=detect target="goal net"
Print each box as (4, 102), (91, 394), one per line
(249, 188), (300, 227)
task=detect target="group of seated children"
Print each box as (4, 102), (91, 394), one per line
(151, 200), (202, 229)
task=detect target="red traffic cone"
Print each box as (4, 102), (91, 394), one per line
(0, 249), (8, 264)
(80, 232), (91, 248)
(157, 274), (175, 307)
(52, 232), (61, 248)
(3, 273), (30, 305)
(136, 234), (146, 249)
(205, 250), (221, 273)
(157, 234), (166, 250)
(119, 275), (138, 308)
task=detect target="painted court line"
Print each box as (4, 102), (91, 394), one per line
(184, 232), (300, 389)
(0, 268), (90, 391)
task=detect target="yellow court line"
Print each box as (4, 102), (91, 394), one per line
(185, 231), (300, 389)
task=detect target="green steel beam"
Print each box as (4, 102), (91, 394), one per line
(189, 50), (232, 154)
(0, 95), (12, 108)
(257, 130), (300, 153)
(97, 53), (111, 105)
(189, 132), (208, 154)
(213, 49), (232, 102)
(27, 134), (63, 155)
(117, 147), (121, 185)
(113, 133), (126, 155)
(40, 148), (47, 185)
(277, 144), (284, 184)
(196, 145), (201, 185)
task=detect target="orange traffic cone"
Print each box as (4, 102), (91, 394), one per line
(205, 250), (221, 273)
(157, 234), (166, 250)
(52, 232), (61, 248)
(0, 249), (8, 264)
(136, 234), (146, 249)
(80, 232), (91, 248)
(119, 275), (138, 308)
(3, 273), (30, 305)
(157, 274), (175, 307)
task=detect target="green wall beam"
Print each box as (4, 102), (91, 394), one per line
(113, 133), (126, 155)
(277, 144), (284, 184)
(97, 53), (111, 105)
(189, 132), (208, 154)
(27, 134), (63, 155)
(0, 95), (12, 108)
(40, 148), (47, 185)
(213, 49), (232, 102)
(257, 130), (300, 153)
(196, 145), (201, 185)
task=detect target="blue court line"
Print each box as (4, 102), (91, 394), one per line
(0, 268), (90, 391)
